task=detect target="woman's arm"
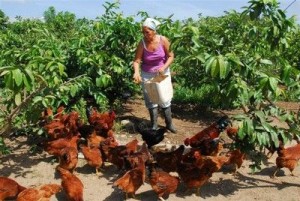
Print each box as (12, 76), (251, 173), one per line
(159, 36), (174, 73)
(132, 42), (143, 83)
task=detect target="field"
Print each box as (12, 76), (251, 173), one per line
(1, 98), (300, 201)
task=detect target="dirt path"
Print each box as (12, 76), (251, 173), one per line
(1, 98), (300, 201)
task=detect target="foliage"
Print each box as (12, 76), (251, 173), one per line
(171, 0), (300, 170)
(0, 0), (300, 173)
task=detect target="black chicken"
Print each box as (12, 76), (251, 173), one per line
(136, 123), (167, 148)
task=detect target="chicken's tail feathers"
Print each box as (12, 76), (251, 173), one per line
(40, 184), (62, 194)
(18, 184), (27, 192)
(184, 138), (190, 146)
(135, 121), (148, 133)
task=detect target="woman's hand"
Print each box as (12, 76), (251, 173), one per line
(133, 73), (142, 83)
(158, 67), (165, 74)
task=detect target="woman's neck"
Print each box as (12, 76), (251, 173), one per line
(144, 34), (158, 43)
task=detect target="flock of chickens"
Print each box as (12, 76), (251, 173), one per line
(1, 106), (300, 201)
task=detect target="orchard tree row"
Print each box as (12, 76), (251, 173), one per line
(0, 0), (300, 169)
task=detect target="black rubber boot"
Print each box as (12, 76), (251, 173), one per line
(148, 107), (158, 130)
(162, 106), (177, 133)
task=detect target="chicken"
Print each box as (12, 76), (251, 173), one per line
(198, 138), (224, 156)
(0, 177), (26, 200)
(226, 126), (239, 140)
(86, 108), (116, 137)
(16, 184), (61, 201)
(78, 124), (95, 139)
(57, 167), (84, 201)
(271, 143), (300, 178)
(105, 139), (139, 170)
(124, 142), (153, 170)
(184, 115), (231, 148)
(99, 136), (119, 162)
(147, 162), (180, 200)
(136, 125), (167, 148)
(42, 106), (70, 139)
(153, 145), (185, 173)
(181, 148), (209, 164)
(58, 146), (78, 173)
(40, 107), (53, 126)
(43, 121), (65, 139)
(86, 130), (105, 148)
(80, 144), (103, 175)
(177, 153), (228, 196)
(224, 149), (245, 174)
(63, 111), (82, 134)
(44, 134), (80, 157)
(113, 157), (145, 199)
(121, 138), (139, 155)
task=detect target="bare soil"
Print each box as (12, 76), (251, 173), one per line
(1, 98), (300, 201)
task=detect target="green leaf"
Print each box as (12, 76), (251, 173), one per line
(33, 96), (43, 103)
(25, 68), (34, 82)
(210, 58), (219, 78)
(249, 132), (257, 143)
(5, 72), (14, 89)
(268, 77), (278, 92)
(259, 77), (268, 88)
(255, 111), (266, 124)
(270, 131), (279, 148)
(54, 76), (60, 85)
(70, 85), (77, 97)
(15, 93), (21, 106)
(58, 63), (65, 75)
(23, 74), (31, 91)
(13, 69), (23, 87)
(217, 55), (226, 79)
(260, 59), (273, 65)
(257, 132), (264, 146)
(205, 56), (215, 73)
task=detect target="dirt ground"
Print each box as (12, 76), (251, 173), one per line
(1, 98), (300, 201)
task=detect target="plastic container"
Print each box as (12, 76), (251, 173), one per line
(144, 74), (173, 104)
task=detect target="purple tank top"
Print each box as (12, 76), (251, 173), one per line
(141, 36), (167, 73)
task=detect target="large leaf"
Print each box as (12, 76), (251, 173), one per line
(12, 69), (23, 87)
(14, 92), (21, 106)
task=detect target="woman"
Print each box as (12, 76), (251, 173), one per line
(133, 18), (176, 133)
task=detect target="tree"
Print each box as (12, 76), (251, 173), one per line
(0, 9), (9, 30)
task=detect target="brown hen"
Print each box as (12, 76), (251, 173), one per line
(177, 153), (228, 196)
(113, 157), (145, 199)
(147, 162), (180, 200)
(153, 145), (185, 173)
(87, 108), (116, 137)
(124, 142), (153, 170)
(272, 143), (300, 178)
(16, 184), (61, 201)
(44, 134), (80, 157)
(80, 144), (103, 175)
(106, 139), (139, 170)
(224, 149), (245, 173)
(86, 130), (105, 148)
(99, 136), (119, 162)
(58, 146), (78, 173)
(57, 167), (84, 201)
(0, 177), (26, 201)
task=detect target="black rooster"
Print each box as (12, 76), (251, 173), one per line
(136, 122), (167, 148)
